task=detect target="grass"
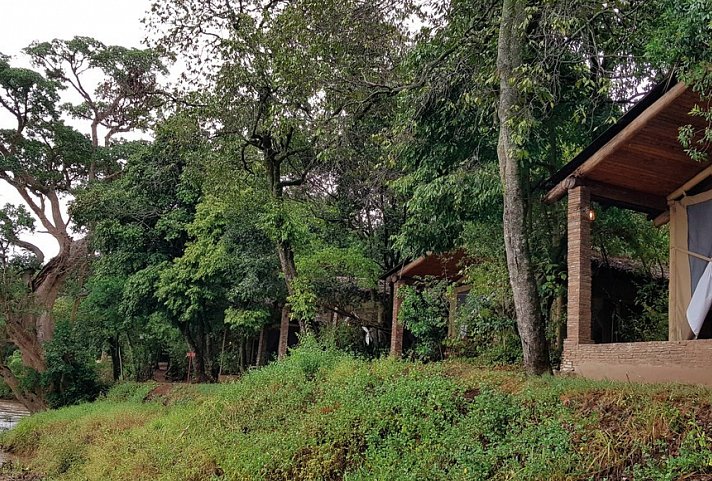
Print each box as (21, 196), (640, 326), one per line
(3, 342), (712, 480)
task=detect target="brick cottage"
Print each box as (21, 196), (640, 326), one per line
(544, 76), (712, 385)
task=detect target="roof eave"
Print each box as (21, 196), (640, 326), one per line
(542, 74), (680, 203)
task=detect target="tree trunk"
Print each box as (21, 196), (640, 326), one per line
(276, 240), (298, 295)
(0, 238), (89, 411)
(192, 344), (210, 383)
(278, 304), (290, 360)
(276, 239), (300, 348)
(238, 337), (245, 372)
(256, 327), (267, 366)
(1, 366), (46, 413)
(108, 336), (122, 381)
(246, 336), (255, 368)
(196, 329), (213, 382)
(496, 0), (551, 375)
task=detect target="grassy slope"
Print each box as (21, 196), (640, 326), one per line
(3, 344), (712, 481)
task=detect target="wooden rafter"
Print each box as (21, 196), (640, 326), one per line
(551, 177), (667, 215)
(544, 81), (688, 204)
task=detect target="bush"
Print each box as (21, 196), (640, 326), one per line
(41, 320), (107, 408)
(453, 293), (522, 365)
(5, 347), (712, 481)
(617, 279), (668, 342)
(0, 378), (12, 399)
(397, 280), (449, 361)
(102, 382), (157, 403)
(319, 322), (363, 350)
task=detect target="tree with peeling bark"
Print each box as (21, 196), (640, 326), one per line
(147, 0), (419, 357)
(495, 0), (550, 374)
(388, 0), (665, 374)
(496, 0), (664, 374)
(491, 0), (661, 374)
(0, 39), (164, 411)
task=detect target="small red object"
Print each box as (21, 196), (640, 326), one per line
(187, 351), (196, 358)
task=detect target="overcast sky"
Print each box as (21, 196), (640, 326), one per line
(0, 0), (150, 258)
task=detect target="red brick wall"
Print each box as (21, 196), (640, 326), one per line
(562, 339), (712, 385)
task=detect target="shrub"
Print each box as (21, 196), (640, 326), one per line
(41, 320), (107, 408)
(4, 347), (712, 481)
(397, 279), (449, 361)
(453, 293), (522, 365)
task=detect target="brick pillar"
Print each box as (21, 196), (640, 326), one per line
(567, 186), (593, 344)
(390, 280), (404, 357)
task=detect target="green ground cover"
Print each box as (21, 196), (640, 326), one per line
(3, 343), (712, 481)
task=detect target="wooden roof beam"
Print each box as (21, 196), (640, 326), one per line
(586, 180), (667, 214)
(554, 178), (667, 214)
(667, 163), (712, 201)
(653, 210), (670, 227)
(653, 164), (712, 227)
(543, 81), (688, 204)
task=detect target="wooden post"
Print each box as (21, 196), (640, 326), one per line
(567, 186), (593, 344)
(390, 280), (404, 357)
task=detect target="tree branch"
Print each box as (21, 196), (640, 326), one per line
(11, 238), (45, 264)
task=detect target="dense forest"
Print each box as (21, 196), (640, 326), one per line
(0, 0), (711, 413)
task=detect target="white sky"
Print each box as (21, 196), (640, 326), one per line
(0, 0), (150, 258)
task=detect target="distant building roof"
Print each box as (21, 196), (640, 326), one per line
(381, 249), (468, 283)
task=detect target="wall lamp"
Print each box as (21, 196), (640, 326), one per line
(583, 207), (596, 222)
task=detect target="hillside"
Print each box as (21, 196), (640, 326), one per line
(2, 343), (712, 481)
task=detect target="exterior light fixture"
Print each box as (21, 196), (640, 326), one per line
(584, 207), (596, 222)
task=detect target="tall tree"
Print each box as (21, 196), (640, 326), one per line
(389, 0), (667, 373)
(74, 117), (207, 378)
(147, 0), (419, 353)
(0, 39), (163, 410)
(496, 0), (550, 374)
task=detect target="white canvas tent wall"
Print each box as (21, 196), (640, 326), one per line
(669, 189), (712, 340)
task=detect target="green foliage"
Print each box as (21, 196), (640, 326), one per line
(287, 276), (320, 323)
(0, 204), (36, 244)
(0, 378), (12, 399)
(615, 280), (669, 343)
(102, 382), (158, 404)
(41, 320), (106, 408)
(5, 349), (712, 480)
(24, 36), (166, 135)
(224, 308), (269, 336)
(645, 0), (712, 161)
(592, 207), (669, 272)
(6, 352), (40, 399)
(290, 246), (381, 322)
(258, 201), (312, 248)
(442, 223), (523, 365)
(452, 293), (522, 366)
(317, 323), (374, 356)
(398, 280), (449, 361)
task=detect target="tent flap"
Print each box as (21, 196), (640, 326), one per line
(687, 262), (712, 337)
(670, 189), (712, 340)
